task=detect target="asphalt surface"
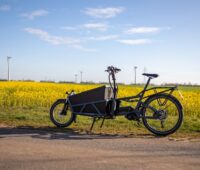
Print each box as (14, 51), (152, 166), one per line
(0, 127), (200, 170)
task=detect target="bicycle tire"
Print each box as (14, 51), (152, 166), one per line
(50, 99), (75, 128)
(142, 94), (183, 136)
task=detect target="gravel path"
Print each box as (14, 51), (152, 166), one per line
(0, 127), (200, 170)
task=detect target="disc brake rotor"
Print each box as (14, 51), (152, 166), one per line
(158, 110), (167, 120)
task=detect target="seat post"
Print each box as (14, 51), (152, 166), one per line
(135, 77), (151, 110)
(144, 77), (151, 91)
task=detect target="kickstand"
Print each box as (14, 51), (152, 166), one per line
(74, 116), (77, 123)
(100, 118), (105, 128)
(136, 119), (142, 127)
(90, 117), (97, 131)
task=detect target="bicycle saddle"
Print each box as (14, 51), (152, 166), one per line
(142, 73), (159, 78)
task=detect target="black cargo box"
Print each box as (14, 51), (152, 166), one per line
(69, 86), (113, 115)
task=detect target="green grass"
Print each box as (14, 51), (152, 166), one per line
(0, 107), (200, 138)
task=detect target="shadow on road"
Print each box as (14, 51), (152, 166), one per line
(0, 126), (156, 140)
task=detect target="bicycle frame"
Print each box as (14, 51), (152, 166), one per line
(66, 74), (178, 130)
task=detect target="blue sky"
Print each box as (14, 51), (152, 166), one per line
(0, 0), (200, 84)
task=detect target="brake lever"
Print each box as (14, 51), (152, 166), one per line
(114, 68), (121, 72)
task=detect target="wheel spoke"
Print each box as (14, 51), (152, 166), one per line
(157, 97), (169, 107)
(156, 98), (162, 106)
(163, 103), (172, 110)
(161, 120), (164, 129)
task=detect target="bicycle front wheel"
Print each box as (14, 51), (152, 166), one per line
(142, 94), (183, 136)
(50, 99), (75, 128)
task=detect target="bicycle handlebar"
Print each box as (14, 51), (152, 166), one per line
(105, 66), (121, 73)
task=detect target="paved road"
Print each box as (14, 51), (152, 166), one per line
(0, 127), (200, 170)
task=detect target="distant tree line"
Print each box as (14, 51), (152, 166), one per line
(0, 79), (199, 87)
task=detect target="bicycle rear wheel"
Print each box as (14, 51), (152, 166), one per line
(142, 94), (183, 136)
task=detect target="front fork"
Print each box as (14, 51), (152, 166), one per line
(60, 99), (69, 115)
(63, 90), (77, 122)
(63, 90), (76, 113)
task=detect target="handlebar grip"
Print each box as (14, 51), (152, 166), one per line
(106, 66), (121, 73)
(115, 68), (121, 71)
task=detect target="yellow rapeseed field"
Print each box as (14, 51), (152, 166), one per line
(0, 81), (199, 117)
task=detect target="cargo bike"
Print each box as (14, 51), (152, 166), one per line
(50, 66), (183, 136)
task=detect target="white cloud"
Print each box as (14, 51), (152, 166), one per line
(82, 23), (108, 31)
(24, 27), (95, 52)
(21, 9), (48, 20)
(0, 4), (10, 11)
(125, 27), (161, 34)
(73, 45), (96, 52)
(24, 27), (81, 45)
(83, 7), (125, 18)
(60, 26), (77, 31)
(61, 23), (108, 32)
(89, 35), (118, 41)
(117, 39), (151, 45)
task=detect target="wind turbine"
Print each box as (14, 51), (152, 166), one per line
(80, 71), (83, 83)
(7, 56), (12, 81)
(74, 74), (78, 83)
(134, 66), (138, 85)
